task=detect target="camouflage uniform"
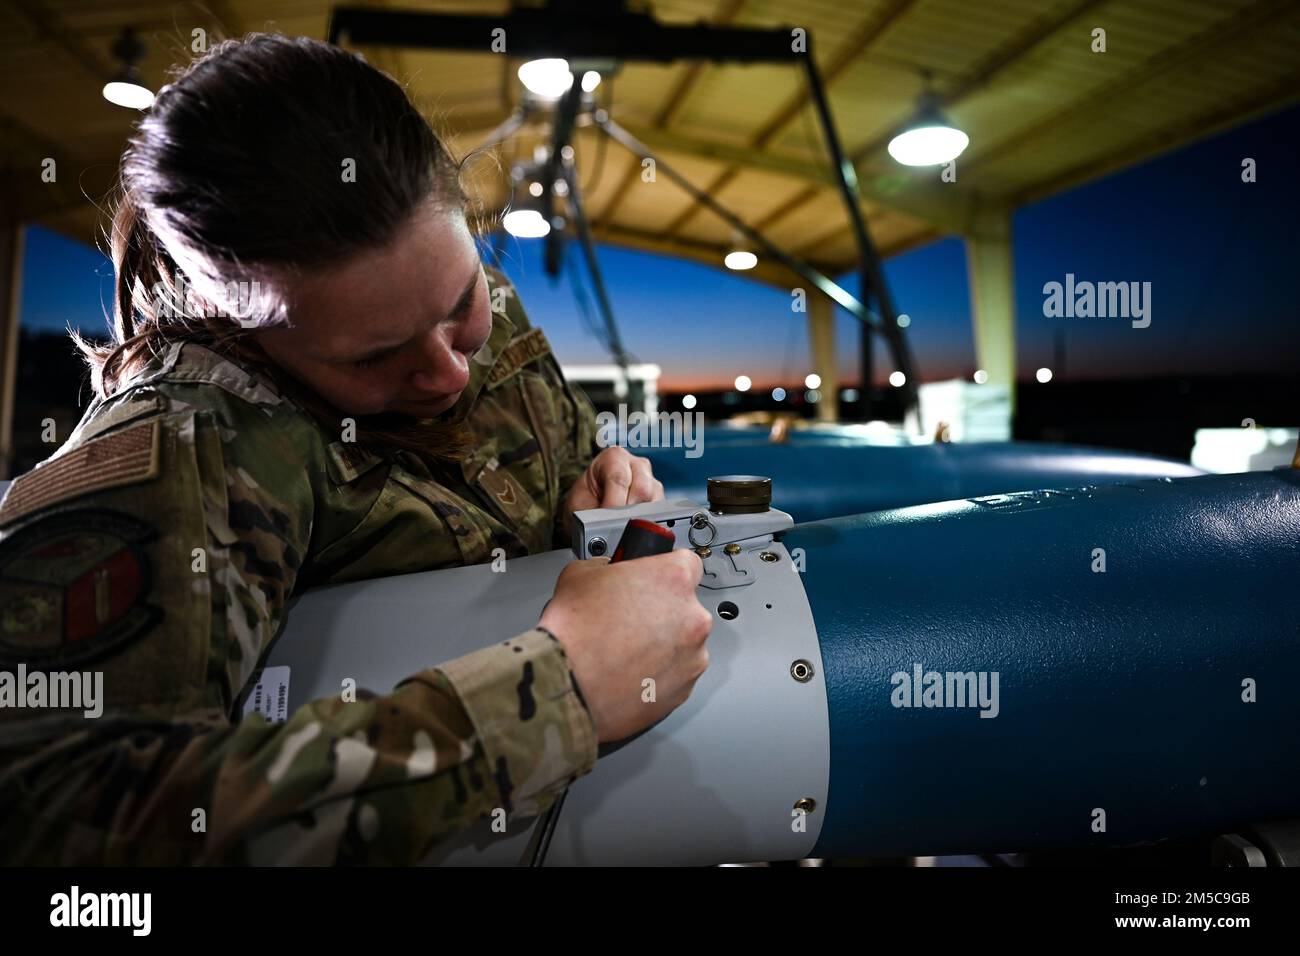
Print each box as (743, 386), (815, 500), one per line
(0, 266), (602, 864)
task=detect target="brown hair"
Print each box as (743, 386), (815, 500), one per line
(75, 33), (487, 462)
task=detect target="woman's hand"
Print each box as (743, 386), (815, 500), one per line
(562, 446), (665, 523)
(540, 551), (711, 744)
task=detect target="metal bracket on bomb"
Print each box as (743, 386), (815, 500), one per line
(570, 476), (792, 590)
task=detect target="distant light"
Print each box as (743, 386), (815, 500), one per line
(581, 71), (601, 92)
(503, 209), (550, 238)
(528, 182), (544, 197)
(734, 375), (752, 392)
(804, 373), (822, 390)
(102, 78), (154, 110)
(771, 387), (786, 401)
(682, 394), (697, 410)
(1191, 426), (1299, 474)
(973, 369), (988, 385)
(724, 250), (757, 271)
(888, 371), (906, 387)
(842, 388), (859, 402)
(805, 389), (821, 403)
(518, 59), (574, 99)
(896, 313), (911, 328)
(1036, 367), (1053, 384)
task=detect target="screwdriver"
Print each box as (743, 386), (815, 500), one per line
(611, 518), (677, 562)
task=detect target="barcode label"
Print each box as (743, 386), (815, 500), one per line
(241, 666), (292, 724)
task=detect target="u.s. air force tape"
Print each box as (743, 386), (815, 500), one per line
(486, 328), (552, 389)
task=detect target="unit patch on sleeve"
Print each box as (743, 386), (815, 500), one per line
(0, 509), (163, 669)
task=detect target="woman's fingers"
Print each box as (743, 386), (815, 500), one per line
(629, 456), (664, 504)
(588, 447), (663, 508)
(597, 450), (635, 508)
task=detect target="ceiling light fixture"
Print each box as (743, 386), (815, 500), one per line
(887, 84), (968, 167)
(102, 27), (154, 110)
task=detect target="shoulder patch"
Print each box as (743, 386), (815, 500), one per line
(487, 328), (553, 390)
(0, 419), (160, 529)
(0, 508), (161, 668)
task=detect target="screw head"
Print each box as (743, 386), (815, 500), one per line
(794, 797), (817, 814)
(695, 546), (712, 558)
(724, 543), (741, 555)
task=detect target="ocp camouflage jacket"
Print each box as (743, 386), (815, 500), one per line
(0, 265), (601, 864)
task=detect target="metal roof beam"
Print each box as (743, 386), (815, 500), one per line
(962, 0), (1294, 176)
(847, 0), (1108, 166)
(663, 0), (917, 240)
(595, 0), (750, 226)
(624, 123), (972, 233)
(9, 0), (116, 83)
(329, 5), (800, 62)
(1014, 63), (1300, 207)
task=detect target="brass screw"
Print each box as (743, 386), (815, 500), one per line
(759, 550), (779, 563)
(790, 659), (814, 682)
(794, 797), (817, 814)
(724, 543), (741, 555)
(695, 546), (712, 558)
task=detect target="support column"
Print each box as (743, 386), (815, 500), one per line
(964, 205), (1016, 426)
(807, 292), (839, 423)
(0, 221), (24, 479)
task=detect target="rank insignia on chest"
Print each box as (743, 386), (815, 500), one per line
(474, 457), (531, 524)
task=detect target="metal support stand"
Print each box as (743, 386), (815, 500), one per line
(329, 1), (923, 423)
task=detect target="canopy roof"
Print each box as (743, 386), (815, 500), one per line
(2, 0), (1297, 286)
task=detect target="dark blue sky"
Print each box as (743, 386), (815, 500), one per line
(20, 102), (1299, 390)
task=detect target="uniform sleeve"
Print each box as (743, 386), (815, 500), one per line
(0, 403), (597, 865)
